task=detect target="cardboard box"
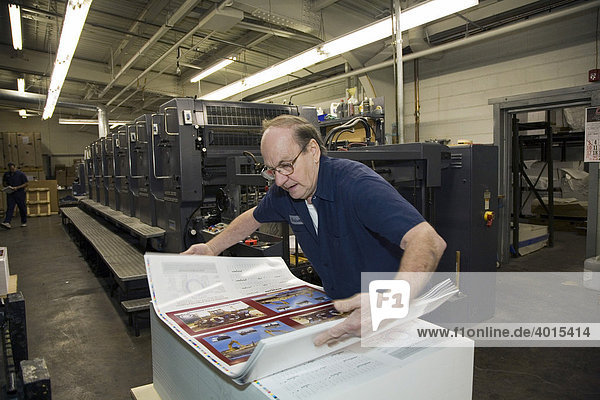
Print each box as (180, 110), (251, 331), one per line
(66, 166), (75, 177)
(0, 135), (5, 170)
(65, 166), (76, 187)
(17, 133), (36, 168)
(24, 171), (45, 182)
(531, 197), (587, 218)
(56, 170), (67, 187)
(33, 133), (43, 168)
(2, 133), (19, 167)
(512, 223), (548, 256)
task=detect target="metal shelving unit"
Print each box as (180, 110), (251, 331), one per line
(511, 117), (554, 255)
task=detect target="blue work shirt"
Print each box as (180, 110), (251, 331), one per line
(3, 170), (28, 194)
(254, 155), (425, 299)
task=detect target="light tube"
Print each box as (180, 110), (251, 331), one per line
(202, 0), (478, 100)
(190, 57), (236, 83)
(8, 4), (22, 50)
(17, 78), (25, 93)
(42, 0), (93, 120)
(59, 119), (130, 125)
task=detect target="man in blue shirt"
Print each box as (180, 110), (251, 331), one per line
(2, 162), (29, 229)
(184, 115), (446, 344)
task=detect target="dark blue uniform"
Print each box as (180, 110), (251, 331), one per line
(3, 170), (28, 225)
(254, 156), (424, 299)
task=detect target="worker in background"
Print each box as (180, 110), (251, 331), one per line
(1, 162), (29, 229)
(183, 115), (446, 345)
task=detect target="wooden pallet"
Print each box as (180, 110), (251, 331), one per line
(27, 203), (51, 217)
(26, 188), (51, 217)
(26, 188), (50, 204)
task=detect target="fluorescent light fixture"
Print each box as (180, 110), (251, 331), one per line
(17, 78), (25, 93)
(190, 57), (236, 83)
(59, 118), (130, 126)
(202, 0), (478, 100)
(8, 4), (22, 50)
(42, 0), (92, 120)
(19, 109), (27, 118)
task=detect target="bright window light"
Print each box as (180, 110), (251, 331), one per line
(42, 0), (93, 120)
(202, 0), (478, 100)
(17, 78), (25, 93)
(190, 57), (236, 83)
(8, 4), (22, 50)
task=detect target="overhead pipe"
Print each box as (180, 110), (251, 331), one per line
(414, 59), (420, 142)
(0, 89), (109, 138)
(105, 0), (234, 107)
(393, 0), (403, 144)
(98, 0), (201, 98)
(256, 0), (600, 102)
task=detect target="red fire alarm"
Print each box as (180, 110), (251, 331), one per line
(590, 69), (600, 82)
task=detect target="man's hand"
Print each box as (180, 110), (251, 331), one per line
(313, 293), (370, 346)
(181, 243), (215, 256)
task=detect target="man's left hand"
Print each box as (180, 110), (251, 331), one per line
(313, 293), (370, 346)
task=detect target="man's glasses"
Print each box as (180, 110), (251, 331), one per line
(261, 142), (308, 180)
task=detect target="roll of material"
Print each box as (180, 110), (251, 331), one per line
(583, 256), (600, 291)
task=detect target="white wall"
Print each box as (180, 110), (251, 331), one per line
(0, 111), (98, 176)
(281, 11), (596, 145)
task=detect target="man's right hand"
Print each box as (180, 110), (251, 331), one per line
(181, 243), (215, 256)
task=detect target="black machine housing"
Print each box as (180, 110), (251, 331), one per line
(153, 98), (317, 253)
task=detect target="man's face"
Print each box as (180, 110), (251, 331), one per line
(261, 126), (320, 201)
(8, 165), (15, 173)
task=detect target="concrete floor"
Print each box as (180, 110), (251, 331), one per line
(0, 215), (152, 399)
(473, 231), (600, 399)
(1, 214), (598, 399)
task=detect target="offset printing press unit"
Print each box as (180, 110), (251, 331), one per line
(91, 139), (103, 204)
(153, 98), (317, 253)
(83, 146), (93, 198)
(101, 136), (116, 209)
(329, 143), (498, 322)
(132, 114), (156, 225)
(113, 126), (131, 216)
(72, 162), (87, 196)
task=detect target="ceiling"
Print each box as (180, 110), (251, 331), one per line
(0, 0), (591, 125)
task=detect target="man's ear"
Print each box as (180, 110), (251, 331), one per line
(311, 139), (321, 162)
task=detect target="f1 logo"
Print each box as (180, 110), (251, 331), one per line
(369, 280), (410, 331)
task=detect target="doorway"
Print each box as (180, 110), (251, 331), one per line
(490, 84), (600, 265)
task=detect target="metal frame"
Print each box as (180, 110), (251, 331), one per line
(511, 118), (556, 255)
(490, 84), (600, 264)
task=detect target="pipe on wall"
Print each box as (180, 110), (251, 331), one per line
(0, 89), (109, 138)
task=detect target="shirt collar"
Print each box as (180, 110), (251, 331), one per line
(312, 155), (334, 202)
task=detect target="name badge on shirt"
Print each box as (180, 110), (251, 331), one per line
(289, 215), (303, 225)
